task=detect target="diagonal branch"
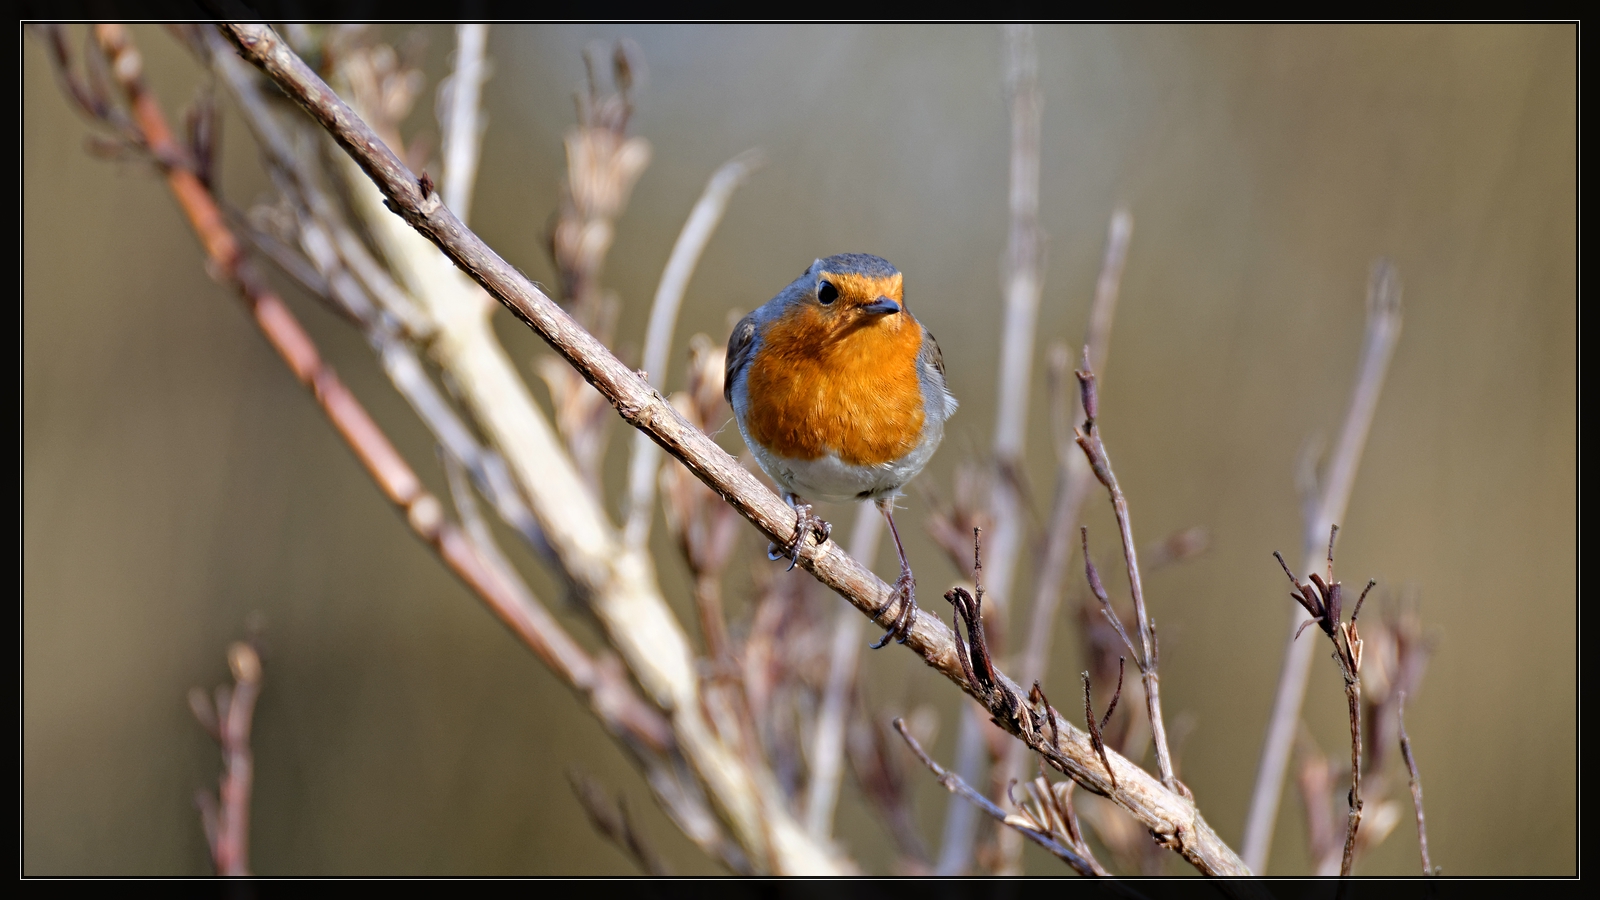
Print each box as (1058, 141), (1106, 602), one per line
(219, 23), (1251, 876)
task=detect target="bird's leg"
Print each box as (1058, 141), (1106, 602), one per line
(768, 494), (831, 571)
(869, 498), (917, 649)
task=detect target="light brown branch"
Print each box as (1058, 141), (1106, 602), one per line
(1241, 259), (1403, 873)
(1340, 664), (1363, 876)
(1074, 365), (1177, 791)
(220, 23), (1250, 876)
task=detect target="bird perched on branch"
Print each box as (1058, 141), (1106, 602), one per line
(726, 253), (957, 647)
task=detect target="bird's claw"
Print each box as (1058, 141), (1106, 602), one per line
(870, 567), (917, 649)
(767, 503), (831, 570)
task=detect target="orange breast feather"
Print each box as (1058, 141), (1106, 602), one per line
(745, 305), (926, 467)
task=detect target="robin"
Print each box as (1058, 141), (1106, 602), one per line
(726, 253), (957, 647)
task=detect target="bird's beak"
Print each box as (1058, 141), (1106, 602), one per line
(859, 296), (901, 317)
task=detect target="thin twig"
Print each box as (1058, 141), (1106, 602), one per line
(438, 24), (489, 222)
(624, 149), (763, 546)
(993, 209), (1130, 872)
(221, 24), (1250, 875)
(191, 640), (262, 875)
(568, 770), (673, 876)
(1339, 658), (1364, 876)
(1242, 260), (1403, 873)
(1074, 362), (1177, 791)
(1397, 693), (1436, 875)
(894, 720), (1103, 877)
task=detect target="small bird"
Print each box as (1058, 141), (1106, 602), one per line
(726, 253), (957, 647)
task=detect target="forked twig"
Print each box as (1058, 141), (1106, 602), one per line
(1074, 363), (1177, 791)
(568, 770), (673, 875)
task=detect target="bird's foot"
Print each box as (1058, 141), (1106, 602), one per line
(870, 566), (917, 649)
(767, 502), (831, 570)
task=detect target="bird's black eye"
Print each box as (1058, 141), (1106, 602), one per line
(817, 281), (839, 305)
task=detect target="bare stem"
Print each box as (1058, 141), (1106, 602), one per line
(1074, 402), (1176, 790)
(220, 23), (1249, 875)
(1241, 260), (1402, 873)
(83, 15), (676, 783)
(1397, 693), (1436, 875)
(1340, 671), (1363, 876)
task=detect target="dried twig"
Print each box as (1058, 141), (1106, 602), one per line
(1272, 526), (1374, 875)
(219, 23), (1250, 875)
(1242, 260), (1402, 873)
(1082, 659), (1125, 791)
(1074, 362), (1178, 791)
(189, 639), (262, 876)
(894, 720), (1103, 877)
(568, 770), (673, 876)
(1397, 693), (1437, 875)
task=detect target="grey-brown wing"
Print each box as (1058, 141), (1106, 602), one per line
(918, 326), (959, 418)
(724, 311), (760, 405)
(918, 325), (948, 382)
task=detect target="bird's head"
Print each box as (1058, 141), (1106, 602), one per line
(780, 253), (909, 341)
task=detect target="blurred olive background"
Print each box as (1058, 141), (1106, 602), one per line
(23, 24), (1574, 875)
